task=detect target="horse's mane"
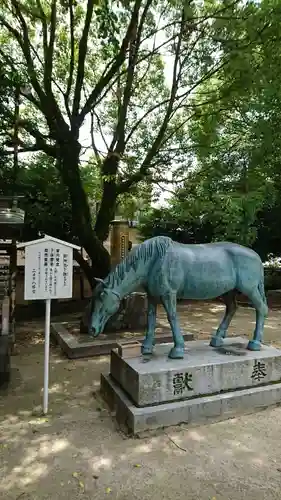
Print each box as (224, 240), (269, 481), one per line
(105, 236), (172, 288)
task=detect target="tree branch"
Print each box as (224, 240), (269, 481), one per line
(95, 0), (153, 230)
(125, 50), (230, 149)
(65, 0), (75, 118)
(123, 24), (198, 148)
(44, 0), (57, 92)
(92, 111), (109, 151)
(90, 111), (100, 160)
(0, 48), (41, 113)
(117, 10), (186, 194)
(155, 111), (198, 152)
(0, 91), (55, 157)
(5, 2), (68, 136)
(77, 0), (143, 129)
(8, 1), (46, 103)
(171, 62), (230, 120)
(72, 0), (95, 124)
(18, 119), (56, 157)
(135, 7), (159, 90)
(1, 145), (40, 155)
(90, 32), (179, 114)
(139, 20), (180, 45)
(110, 0), (152, 154)
(36, 0), (48, 61)
(2, 3), (65, 139)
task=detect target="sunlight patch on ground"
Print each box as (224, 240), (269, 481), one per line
(38, 436), (69, 457)
(227, 440), (251, 453)
(1, 418), (30, 443)
(252, 457), (265, 467)
(3, 462), (48, 489)
(265, 323), (280, 330)
(91, 456), (112, 472)
(1, 435), (69, 491)
(209, 306), (225, 313)
(133, 442), (154, 454)
(186, 430), (206, 442)
(48, 383), (69, 394)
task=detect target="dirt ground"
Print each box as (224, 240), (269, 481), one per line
(1, 302), (281, 500)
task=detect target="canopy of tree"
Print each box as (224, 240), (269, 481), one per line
(139, 0), (281, 261)
(1, 0), (280, 283)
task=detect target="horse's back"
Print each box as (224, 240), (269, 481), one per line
(172, 241), (262, 266)
(174, 240), (260, 257)
(147, 239), (263, 300)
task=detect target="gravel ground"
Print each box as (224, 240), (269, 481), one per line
(1, 303), (281, 500)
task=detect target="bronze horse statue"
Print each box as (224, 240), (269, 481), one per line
(88, 236), (268, 359)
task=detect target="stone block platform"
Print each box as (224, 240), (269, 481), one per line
(51, 322), (194, 359)
(100, 337), (281, 434)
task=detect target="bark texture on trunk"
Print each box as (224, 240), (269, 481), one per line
(57, 139), (111, 284)
(94, 155), (119, 242)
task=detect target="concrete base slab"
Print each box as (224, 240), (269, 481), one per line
(51, 322), (194, 359)
(110, 337), (281, 406)
(101, 373), (281, 435)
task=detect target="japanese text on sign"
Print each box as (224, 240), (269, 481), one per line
(44, 248), (48, 292)
(23, 241), (73, 300)
(38, 250), (41, 289)
(120, 234), (126, 260)
(32, 268), (36, 295)
(63, 253), (69, 286)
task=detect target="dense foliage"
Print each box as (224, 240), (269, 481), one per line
(1, 0), (281, 282)
(139, 0), (281, 260)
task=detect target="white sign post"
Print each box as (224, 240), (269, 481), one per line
(18, 235), (80, 414)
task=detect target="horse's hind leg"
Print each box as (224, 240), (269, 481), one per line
(210, 291), (237, 348)
(142, 296), (157, 355)
(246, 288), (268, 351)
(161, 293), (185, 359)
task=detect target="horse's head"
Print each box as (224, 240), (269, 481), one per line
(89, 278), (121, 337)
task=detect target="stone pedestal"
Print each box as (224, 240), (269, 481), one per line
(100, 337), (281, 434)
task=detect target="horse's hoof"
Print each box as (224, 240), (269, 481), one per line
(168, 346), (184, 359)
(210, 336), (224, 348)
(141, 343), (153, 355)
(247, 340), (261, 351)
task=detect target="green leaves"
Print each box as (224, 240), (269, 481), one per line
(2, 0), (281, 272)
(139, 0), (281, 255)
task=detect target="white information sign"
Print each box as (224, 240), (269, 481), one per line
(24, 240), (73, 300)
(18, 235), (80, 415)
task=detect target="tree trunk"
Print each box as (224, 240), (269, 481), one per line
(57, 139), (111, 283)
(94, 156), (118, 242)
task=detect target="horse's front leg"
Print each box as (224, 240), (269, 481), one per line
(142, 296), (157, 355)
(161, 293), (185, 359)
